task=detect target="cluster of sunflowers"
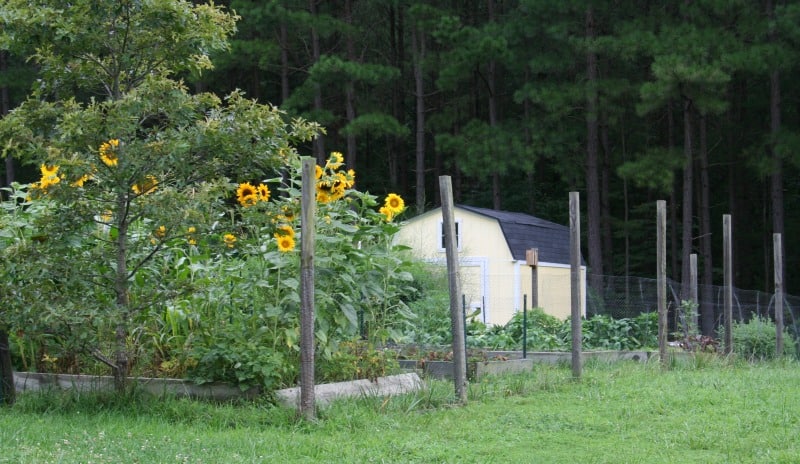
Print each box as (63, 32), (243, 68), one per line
(235, 181), (271, 207)
(379, 193), (405, 222)
(315, 151), (355, 204)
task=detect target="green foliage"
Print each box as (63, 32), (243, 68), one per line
(723, 315), (796, 361)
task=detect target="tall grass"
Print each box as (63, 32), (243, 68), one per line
(2, 359), (799, 463)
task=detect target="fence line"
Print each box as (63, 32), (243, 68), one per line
(587, 274), (800, 340)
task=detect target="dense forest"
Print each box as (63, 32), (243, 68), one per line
(2, 1), (799, 305)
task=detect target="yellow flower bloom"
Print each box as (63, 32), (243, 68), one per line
(257, 183), (270, 202)
(154, 225), (166, 238)
(187, 226), (196, 234)
(99, 139), (120, 167)
(71, 174), (91, 187)
(223, 233), (237, 248)
(236, 182), (258, 207)
(132, 175), (158, 195)
(276, 235), (295, 252)
(39, 164), (61, 189)
(315, 165), (323, 180)
(188, 237), (197, 246)
(379, 206), (394, 222)
(383, 193), (405, 214)
(326, 151), (344, 169)
(274, 225), (295, 238)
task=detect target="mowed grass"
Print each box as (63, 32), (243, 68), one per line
(1, 358), (799, 463)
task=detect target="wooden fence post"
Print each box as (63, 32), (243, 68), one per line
(569, 192), (582, 379)
(439, 176), (467, 403)
(299, 157), (317, 420)
(774, 233), (784, 356)
(657, 200), (667, 368)
(526, 248), (539, 309)
(723, 214), (733, 355)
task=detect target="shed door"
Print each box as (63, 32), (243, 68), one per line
(459, 258), (489, 325)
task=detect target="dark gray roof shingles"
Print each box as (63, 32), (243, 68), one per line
(458, 205), (579, 265)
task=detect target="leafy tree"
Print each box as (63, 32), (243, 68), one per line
(0, 0), (319, 390)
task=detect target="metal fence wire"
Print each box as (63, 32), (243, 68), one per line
(586, 275), (800, 340)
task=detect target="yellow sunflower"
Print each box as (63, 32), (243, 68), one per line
(71, 173), (91, 187)
(257, 183), (271, 202)
(39, 164), (61, 189)
(274, 224), (295, 238)
(132, 175), (158, 195)
(99, 139), (120, 167)
(315, 164), (323, 180)
(379, 206), (395, 222)
(383, 193), (405, 214)
(236, 182), (258, 207)
(276, 234), (296, 252)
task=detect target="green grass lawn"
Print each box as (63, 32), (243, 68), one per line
(2, 358), (799, 463)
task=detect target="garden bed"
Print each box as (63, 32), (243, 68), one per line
(399, 350), (652, 380)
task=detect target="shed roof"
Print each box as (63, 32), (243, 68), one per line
(457, 205), (577, 264)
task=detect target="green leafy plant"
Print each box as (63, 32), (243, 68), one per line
(722, 315), (796, 361)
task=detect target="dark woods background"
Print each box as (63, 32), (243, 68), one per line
(2, 0), (799, 300)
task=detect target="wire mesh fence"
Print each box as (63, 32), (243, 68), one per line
(587, 274), (800, 340)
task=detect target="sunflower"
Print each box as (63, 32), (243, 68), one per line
(223, 233), (237, 248)
(236, 182), (258, 207)
(132, 175), (158, 195)
(326, 151), (344, 169)
(379, 206), (395, 222)
(99, 139), (120, 167)
(257, 183), (271, 202)
(383, 193), (405, 214)
(38, 164), (61, 189)
(276, 234), (296, 252)
(274, 225), (295, 238)
(315, 165), (323, 180)
(71, 174), (91, 187)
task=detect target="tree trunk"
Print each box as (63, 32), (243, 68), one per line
(113, 191), (131, 392)
(309, 0), (325, 164)
(344, 0), (357, 170)
(412, 25), (426, 213)
(768, 0), (784, 292)
(487, 0), (501, 211)
(585, 5), (603, 294)
(1, 51), (13, 190)
(699, 115), (714, 336)
(680, 98), (694, 302)
(0, 329), (14, 405)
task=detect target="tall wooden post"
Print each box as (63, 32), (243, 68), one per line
(526, 248), (539, 309)
(0, 330), (14, 405)
(723, 214), (733, 355)
(774, 233), (784, 356)
(299, 157), (317, 420)
(657, 200), (667, 368)
(689, 253), (698, 334)
(569, 192), (582, 379)
(439, 176), (467, 403)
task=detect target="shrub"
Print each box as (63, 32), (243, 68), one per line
(723, 315), (796, 361)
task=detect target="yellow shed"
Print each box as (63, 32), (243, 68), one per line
(394, 205), (586, 325)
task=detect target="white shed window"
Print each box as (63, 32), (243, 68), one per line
(438, 219), (462, 251)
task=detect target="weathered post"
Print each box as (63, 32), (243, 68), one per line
(526, 248), (539, 309)
(723, 214), (733, 356)
(657, 200), (667, 368)
(774, 233), (784, 357)
(569, 192), (582, 379)
(439, 176), (467, 403)
(299, 157), (317, 420)
(689, 253), (698, 336)
(0, 330), (14, 405)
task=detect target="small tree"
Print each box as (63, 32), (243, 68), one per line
(0, 0), (321, 390)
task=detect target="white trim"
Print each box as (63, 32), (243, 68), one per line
(513, 260), (581, 270)
(437, 219), (463, 252)
(513, 260), (521, 313)
(461, 257), (489, 324)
